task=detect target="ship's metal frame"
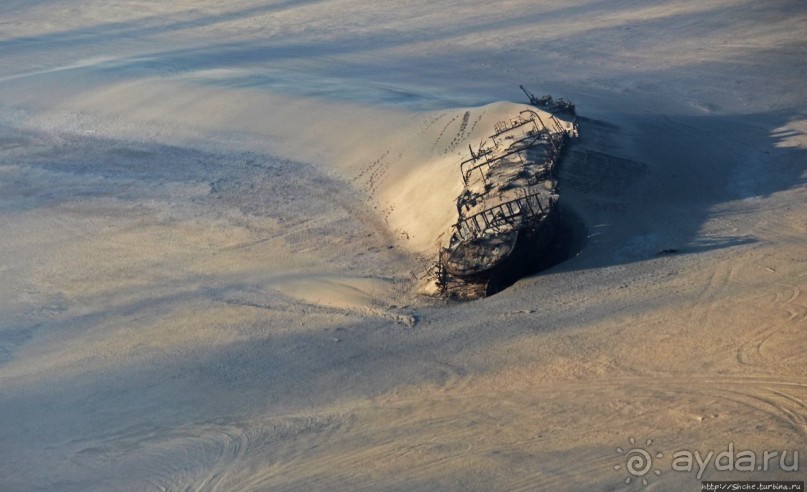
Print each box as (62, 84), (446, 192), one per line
(434, 95), (578, 299)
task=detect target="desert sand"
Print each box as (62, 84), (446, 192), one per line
(0, 1), (805, 490)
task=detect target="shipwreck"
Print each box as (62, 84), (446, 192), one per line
(434, 91), (578, 299)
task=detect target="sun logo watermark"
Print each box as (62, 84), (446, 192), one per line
(615, 437), (664, 486)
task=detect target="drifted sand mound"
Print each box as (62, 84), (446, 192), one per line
(343, 101), (555, 255)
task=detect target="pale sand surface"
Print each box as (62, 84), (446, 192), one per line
(0, 1), (805, 490)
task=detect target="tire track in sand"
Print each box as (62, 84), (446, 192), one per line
(737, 283), (805, 368)
(119, 374), (804, 490)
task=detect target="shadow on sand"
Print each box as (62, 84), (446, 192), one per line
(486, 108), (805, 296)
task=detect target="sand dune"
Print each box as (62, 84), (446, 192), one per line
(0, 1), (805, 490)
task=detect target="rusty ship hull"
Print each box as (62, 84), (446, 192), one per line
(436, 106), (576, 299)
(439, 196), (560, 298)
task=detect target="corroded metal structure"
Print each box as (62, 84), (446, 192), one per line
(436, 103), (578, 299)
